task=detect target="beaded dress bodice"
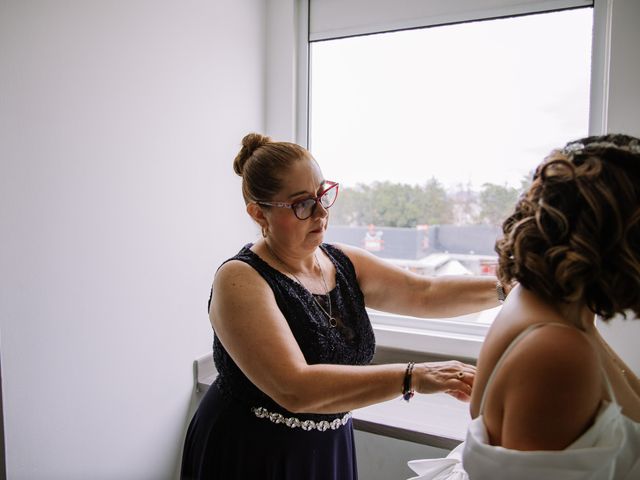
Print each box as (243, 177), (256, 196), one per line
(209, 243), (376, 420)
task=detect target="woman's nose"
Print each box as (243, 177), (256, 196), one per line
(313, 201), (329, 219)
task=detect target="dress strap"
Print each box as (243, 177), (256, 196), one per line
(478, 322), (617, 415)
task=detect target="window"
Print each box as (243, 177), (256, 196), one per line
(307, 7), (593, 339)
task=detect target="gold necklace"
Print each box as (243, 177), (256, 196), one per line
(265, 243), (337, 328)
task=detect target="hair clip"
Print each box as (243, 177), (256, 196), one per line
(562, 142), (585, 155)
(562, 140), (640, 156)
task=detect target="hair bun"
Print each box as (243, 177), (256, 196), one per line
(233, 132), (272, 176)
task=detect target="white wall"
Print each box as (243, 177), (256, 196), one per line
(266, 0), (298, 141)
(355, 431), (448, 480)
(606, 0), (640, 138)
(0, 1), (264, 478)
(595, 0), (640, 374)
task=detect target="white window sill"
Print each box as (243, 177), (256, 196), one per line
(368, 306), (500, 360)
(352, 393), (469, 449)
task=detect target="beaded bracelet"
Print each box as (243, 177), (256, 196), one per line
(402, 362), (415, 402)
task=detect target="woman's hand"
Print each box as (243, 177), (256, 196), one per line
(413, 361), (476, 402)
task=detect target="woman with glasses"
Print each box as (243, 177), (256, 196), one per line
(181, 133), (506, 480)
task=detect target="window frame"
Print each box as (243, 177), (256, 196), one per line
(294, 0), (610, 359)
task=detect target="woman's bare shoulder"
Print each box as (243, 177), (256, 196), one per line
(213, 259), (271, 299)
(327, 242), (378, 275)
(510, 323), (599, 373)
(328, 242), (366, 261)
(329, 241), (405, 272)
(485, 321), (601, 396)
(495, 324), (603, 449)
(215, 258), (257, 279)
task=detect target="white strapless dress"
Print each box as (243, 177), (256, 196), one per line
(408, 324), (640, 480)
(409, 400), (639, 480)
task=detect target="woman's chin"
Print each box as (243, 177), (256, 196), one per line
(307, 230), (325, 244)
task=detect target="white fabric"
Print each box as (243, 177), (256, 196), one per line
(407, 323), (640, 480)
(408, 443), (467, 480)
(462, 402), (640, 480)
(408, 396), (640, 480)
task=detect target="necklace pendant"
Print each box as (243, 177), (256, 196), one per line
(328, 317), (337, 328)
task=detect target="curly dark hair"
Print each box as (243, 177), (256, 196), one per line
(496, 133), (640, 321)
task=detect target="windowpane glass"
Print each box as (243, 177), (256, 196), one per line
(310, 8), (593, 285)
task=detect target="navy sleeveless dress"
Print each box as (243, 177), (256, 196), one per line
(181, 243), (376, 480)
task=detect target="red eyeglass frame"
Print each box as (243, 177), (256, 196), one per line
(255, 181), (339, 220)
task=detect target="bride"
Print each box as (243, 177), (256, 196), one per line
(409, 134), (640, 480)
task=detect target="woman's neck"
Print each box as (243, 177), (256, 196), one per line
(555, 301), (596, 332)
(262, 239), (318, 275)
(518, 287), (595, 331)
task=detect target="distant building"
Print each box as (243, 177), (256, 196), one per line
(324, 224), (501, 276)
(363, 224), (384, 251)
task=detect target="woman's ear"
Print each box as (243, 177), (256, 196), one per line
(247, 202), (267, 229)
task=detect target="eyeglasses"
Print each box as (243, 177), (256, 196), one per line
(256, 181), (339, 220)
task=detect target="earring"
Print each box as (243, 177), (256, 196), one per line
(261, 226), (267, 238)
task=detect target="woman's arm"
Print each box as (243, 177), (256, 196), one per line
(334, 242), (501, 318)
(211, 260), (475, 414)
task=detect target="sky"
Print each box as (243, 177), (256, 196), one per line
(309, 8), (593, 191)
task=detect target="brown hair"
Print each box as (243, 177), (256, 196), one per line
(496, 133), (640, 321)
(233, 133), (312, 204)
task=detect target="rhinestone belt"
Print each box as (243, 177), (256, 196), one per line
(251, 407), (352, 432)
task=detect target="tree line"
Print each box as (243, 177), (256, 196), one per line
(330, 177), (532, 228)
